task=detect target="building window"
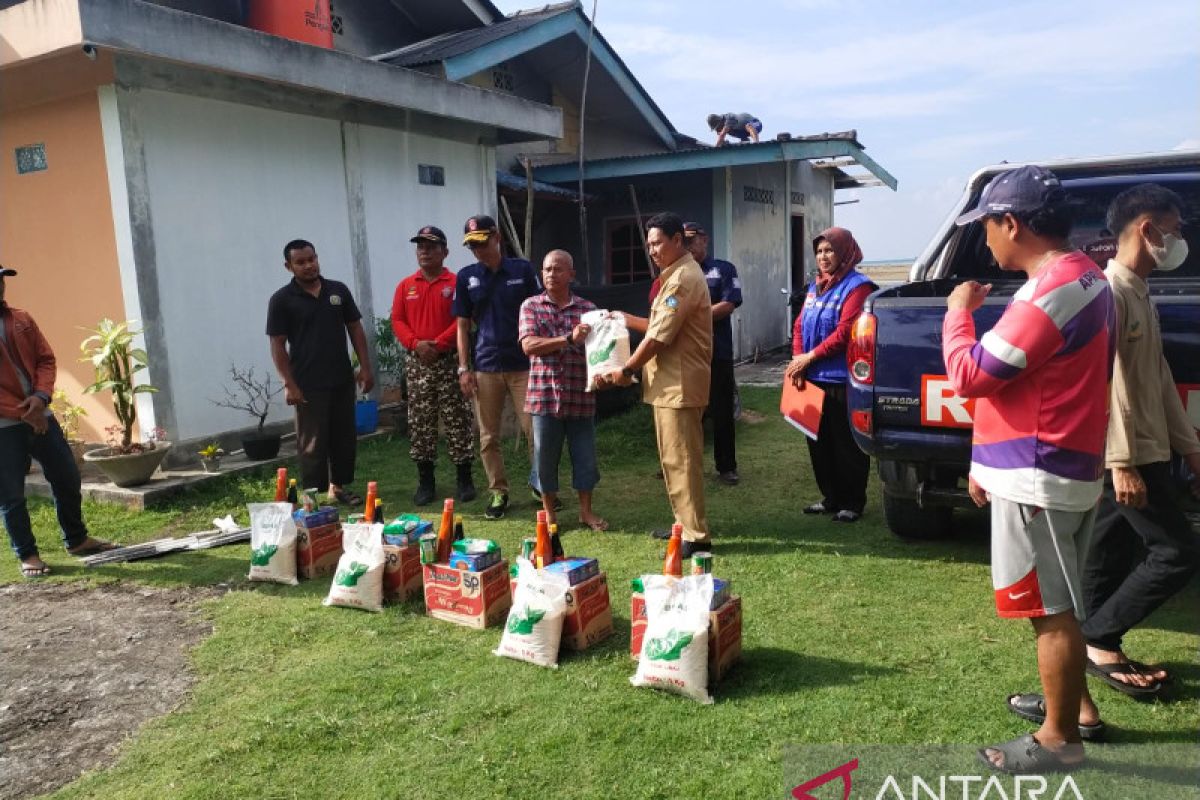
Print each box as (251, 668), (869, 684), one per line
(606, 218), (653, 285)
(418, 164), (445, 186)
(491, 68), (515, 93)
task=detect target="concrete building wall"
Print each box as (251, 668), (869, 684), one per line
(0, 89), (129, 442)
(728, 162), (791, 357)
(132, 87), (357, 441)
(789, 159), (835, 286)
(356, 122), (497, 321)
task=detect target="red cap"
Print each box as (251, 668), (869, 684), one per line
(444, 498), (454, 511)
(536, 510), (548, 523)
(671, 523), (683, 537)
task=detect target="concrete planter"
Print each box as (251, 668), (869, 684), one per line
(200, 457), (223, 474)
(241, 434), (281, 461)
(83, 442), (172, 488)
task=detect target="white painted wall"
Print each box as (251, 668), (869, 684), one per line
(135, 88), (356, 440)
(356, 122), (495, 324)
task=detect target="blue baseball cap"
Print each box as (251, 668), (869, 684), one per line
(955, 165), (1063, 226)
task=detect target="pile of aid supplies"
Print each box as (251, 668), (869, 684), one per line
(628, 525), (742, 704)
(493, 510), (614, 668)
(241, 469), (735, 704)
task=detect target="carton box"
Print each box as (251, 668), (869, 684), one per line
(447, 550), (501, 572)
(294, 506), (339, 529)
(560, 572), (613, 651)
(382, 543), (423, 603)
(295, 521), (343, 580)
(542, 557), (600, 587)
(630, 592), (742, 682)
(423, 560), (512, 629)
(708, 595), (742, 682)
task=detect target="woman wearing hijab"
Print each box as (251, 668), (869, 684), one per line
(784, 227), (876, 522)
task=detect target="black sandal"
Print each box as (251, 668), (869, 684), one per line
(978, 734), (1084, 775)
(1086, 658), (1162, 698)
(1005, 693), (1106, 741)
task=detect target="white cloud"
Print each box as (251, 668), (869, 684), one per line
(902, 129), (1032, 161)
(1174, 138), (1200, 151)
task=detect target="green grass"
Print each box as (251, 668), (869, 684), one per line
(10, 387), (1198, 799)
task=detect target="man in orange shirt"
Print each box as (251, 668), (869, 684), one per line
(392, 226), (476, 505)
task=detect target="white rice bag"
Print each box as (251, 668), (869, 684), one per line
(494, 558), (568, 668)
(323, 523), (386, 612)
(247, 502), (299, 586)
(631, 574), (714, 704)
(582, 309), (631, 391)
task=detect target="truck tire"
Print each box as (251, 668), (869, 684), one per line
(882, 493), (952, 540)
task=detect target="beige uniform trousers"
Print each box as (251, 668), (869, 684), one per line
(474, 370), (532, 493)
(653, 405), (710, 543)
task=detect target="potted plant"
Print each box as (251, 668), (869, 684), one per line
(79, 319), (171, 487)
(197, 442), (225, 473)
(49, 389), (89, 467)
(211, 364), (283, 460)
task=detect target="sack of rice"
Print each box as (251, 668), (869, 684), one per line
(323, 523), (386, 612)
(582, 309), (631, 391)
(630, 574), (714, 704)
(494, 558), (569, 668)
(247, 502), (299, 586)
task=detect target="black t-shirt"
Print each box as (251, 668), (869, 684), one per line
(266, 277), (361, 391)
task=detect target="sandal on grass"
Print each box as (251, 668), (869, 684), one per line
(1006, 693), (1106, 741)
(20, 562), (51, 578)
(1086, 658), (1162, 698)
(67, 538), (119, 556)
(329, 488), (363, 507)
(1127, 659), (1172, 685)
(978, 734), (1084, 775)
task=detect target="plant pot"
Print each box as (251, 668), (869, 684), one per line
(200, 457), (223, 474)
(241, 433), (281, 461)
(83, 442), (172, 488)
(68, 440), (89, 468)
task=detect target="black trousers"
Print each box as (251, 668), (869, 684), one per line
(805, 381), (870, 514)
(1081, 461), (1199, 652)
(709, 357), (737, 474)
(294, 380), (357, 492)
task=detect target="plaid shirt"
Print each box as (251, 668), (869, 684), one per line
(518, 292), (597, 418)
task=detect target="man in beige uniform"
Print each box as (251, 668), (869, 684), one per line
(602, 212), (713, 555)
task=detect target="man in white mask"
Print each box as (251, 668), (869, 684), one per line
(1077, 183), (1198, 698)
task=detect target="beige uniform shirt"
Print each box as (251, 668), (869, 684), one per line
(643, 254), (713, 408)
(1104, 259), (1200, 467)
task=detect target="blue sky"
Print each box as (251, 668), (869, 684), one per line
(492, 0), (1200, 260)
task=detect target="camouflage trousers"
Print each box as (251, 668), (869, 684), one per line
(406, 354), (474, 464)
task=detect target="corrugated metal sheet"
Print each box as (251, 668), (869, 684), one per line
(374, 3), (575, 67)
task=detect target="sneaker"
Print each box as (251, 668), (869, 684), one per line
(832, 510), (861, 523)
(484, 492), (509, 520)
(530, 486), (564, 512)
(803, 502), (831, 515)
(650, 528), (672, 540)
(717, 470), (740, 486)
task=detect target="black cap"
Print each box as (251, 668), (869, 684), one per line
(682, 221), (707, 239)
(410, 225), (447, 245)
(956, 165), (1063, 226)
(462, 214), (499, 245)
(0, 266), (16, 277)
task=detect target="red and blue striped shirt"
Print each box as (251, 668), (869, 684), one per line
(942, 251), (1115, 511)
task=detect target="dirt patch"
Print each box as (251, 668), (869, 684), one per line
(0, 583), (217, 799)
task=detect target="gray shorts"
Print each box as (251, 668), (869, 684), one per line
(990, 496), (1096, 620)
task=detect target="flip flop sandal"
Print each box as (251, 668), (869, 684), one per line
(1127, 659), (1172, 685)
(977, 734), (1084, 775)
(1006, 693), (1106, 741)
(20, 563), (51, 578)
(330, 489), (363, 507)
(67, 539), (119, 556)
(1086, 658), (1162, 698)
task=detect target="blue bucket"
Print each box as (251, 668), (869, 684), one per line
(355, 399), (378, 435)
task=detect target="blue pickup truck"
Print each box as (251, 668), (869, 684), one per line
(846, 152), (1200, 538)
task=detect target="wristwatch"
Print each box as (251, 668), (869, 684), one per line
(457, 366), (470, 375)
(621, 366), (636, 378)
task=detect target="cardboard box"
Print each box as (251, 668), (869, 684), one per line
(382, 543), (423, 603)
(294, 506), (339, 529)
(630, 592), (742, 682)
(708, 595), (742, 682)
(542, 557), (600, 587)
(423, 560), (512, 629)
(560, 572), (613, 651)
(295, 521), (343, 580)
(447, 550), (501, 572)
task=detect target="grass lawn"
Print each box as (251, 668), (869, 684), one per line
(9, 387), (1198, 799)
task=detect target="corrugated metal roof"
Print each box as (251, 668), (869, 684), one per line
(374, 3), (577, 67)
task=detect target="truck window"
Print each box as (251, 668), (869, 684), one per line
(943, 173), (1200, 280)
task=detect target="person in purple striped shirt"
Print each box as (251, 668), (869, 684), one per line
(518, 251), (608, 531)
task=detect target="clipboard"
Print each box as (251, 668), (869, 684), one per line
(780, 377), (825, 440)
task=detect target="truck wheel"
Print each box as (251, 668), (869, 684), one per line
(882, 493), (952, 540)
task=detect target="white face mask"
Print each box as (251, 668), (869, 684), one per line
(1147, 224), (1188, 272)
